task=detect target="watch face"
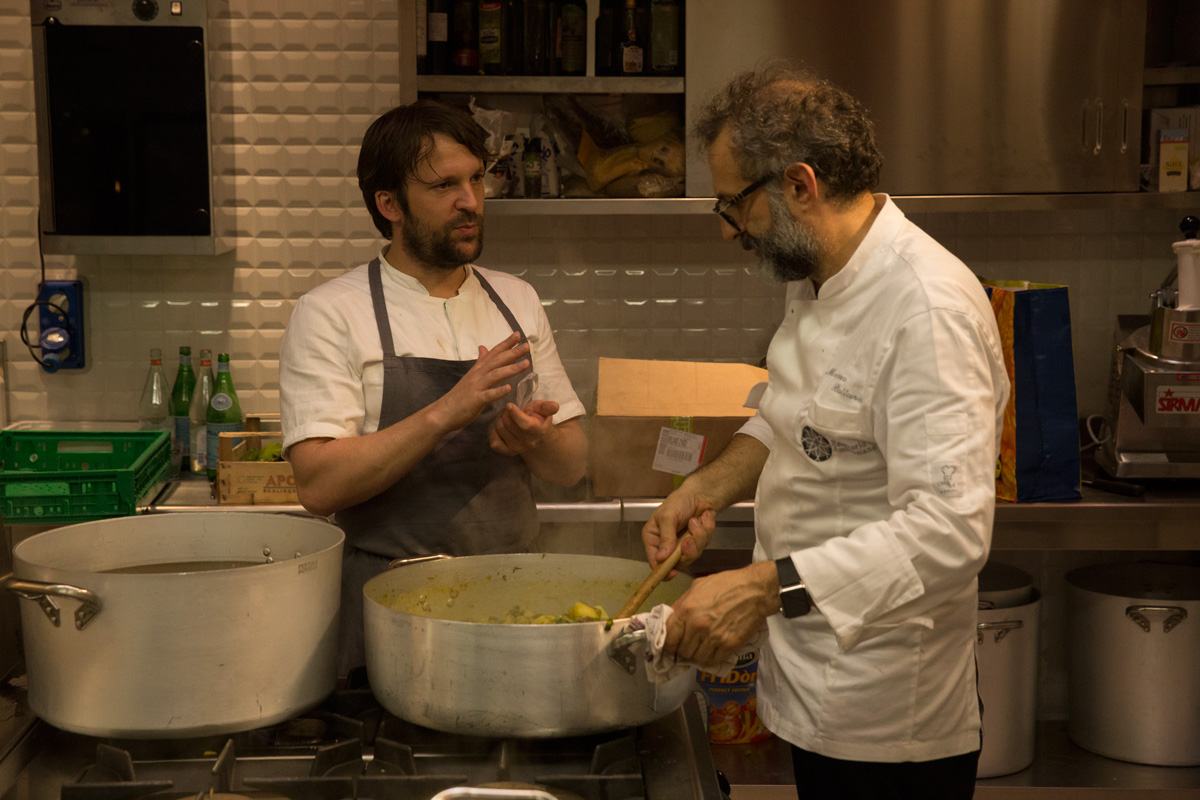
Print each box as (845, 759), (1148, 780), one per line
(780, 585), (811, 618)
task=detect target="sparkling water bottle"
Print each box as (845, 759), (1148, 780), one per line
(205, 353), (243, 480)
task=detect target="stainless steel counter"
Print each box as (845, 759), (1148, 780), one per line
(149, 476), (1200, 552)
(150, 475), (625, 522)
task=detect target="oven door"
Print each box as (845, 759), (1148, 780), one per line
(33, 21), (212, 242)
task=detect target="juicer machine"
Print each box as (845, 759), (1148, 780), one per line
(1098, 216), (1200, 479)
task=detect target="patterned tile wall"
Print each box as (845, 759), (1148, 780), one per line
(0, 0), (1195, 431)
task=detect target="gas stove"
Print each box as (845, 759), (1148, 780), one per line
(0, 682), (727, 800)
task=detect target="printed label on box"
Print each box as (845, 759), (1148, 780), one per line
(652, 427), (707, 476)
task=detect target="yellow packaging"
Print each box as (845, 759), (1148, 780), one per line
(697, 648), (773, 744)
(1160, 128), (1190, 193)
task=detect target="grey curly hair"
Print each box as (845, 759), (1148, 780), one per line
(693, 60), (883, 202)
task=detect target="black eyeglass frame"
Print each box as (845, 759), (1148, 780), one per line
(712, 174), (774, 232)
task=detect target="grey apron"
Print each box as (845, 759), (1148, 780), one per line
(335, 258), (539, 674)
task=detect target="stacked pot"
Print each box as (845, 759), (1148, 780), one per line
(1066, 562), (1200, 766)
(976, 561), (1041, 778)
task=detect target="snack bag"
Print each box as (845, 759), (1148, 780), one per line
(696, 647), (773, 744)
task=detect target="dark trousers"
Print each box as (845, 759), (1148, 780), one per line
(791, 746), (980, 800)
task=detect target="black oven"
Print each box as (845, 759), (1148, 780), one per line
(31, 0), (228, 255)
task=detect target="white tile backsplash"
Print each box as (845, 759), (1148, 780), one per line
(2, 0), (1198, 427)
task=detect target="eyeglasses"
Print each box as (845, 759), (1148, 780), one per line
(712, 174), (774, 233)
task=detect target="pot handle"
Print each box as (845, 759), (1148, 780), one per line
(0, 573), (102, 630)
(976, 619), (1022, 644)
(607, 626), (647, 675)
(1126, 605), (1188, 633)
(430, 789), (557, 800)
(387, 554), (452, 570)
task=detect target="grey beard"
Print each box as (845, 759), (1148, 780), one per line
(401, 212), (484, 271)
(743, 191), (823, 283)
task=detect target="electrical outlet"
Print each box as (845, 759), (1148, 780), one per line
(37, 280), (85, 372)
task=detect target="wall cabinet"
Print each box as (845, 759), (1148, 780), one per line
(685, 0), (1148, 197)
(397, 0), (1200, 213)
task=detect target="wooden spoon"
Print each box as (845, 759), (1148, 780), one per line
(616, 536), (687, 619)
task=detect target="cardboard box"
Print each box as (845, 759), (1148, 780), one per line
(216, 414), (298, 505)
(1148, 107), (1200, 190)
(589, 357), (768, 498)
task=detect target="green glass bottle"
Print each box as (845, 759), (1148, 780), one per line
(205, 353), (244, 480)
(169, 346), (197, 473)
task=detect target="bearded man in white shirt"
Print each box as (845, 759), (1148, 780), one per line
(280, 100), (588, 676)
(642, 62), (1009, 799)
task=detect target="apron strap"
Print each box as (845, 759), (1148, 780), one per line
(473, 268), (528, 344)
(366, 258), (396, 357)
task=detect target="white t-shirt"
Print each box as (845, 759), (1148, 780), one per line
(740, 196), (1010, 762)
(279, 251), (585, 457)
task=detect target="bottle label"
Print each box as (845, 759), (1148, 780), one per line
(173, 415), (191, 469)
(193, 425), (207, 470)
(622, 43), (643, 73)
(560, 5), (585, 73)
(210, 393), (234, 412)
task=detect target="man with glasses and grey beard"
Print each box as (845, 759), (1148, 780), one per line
(279, 100), (587, 677)
(641, 62), (1009, 799)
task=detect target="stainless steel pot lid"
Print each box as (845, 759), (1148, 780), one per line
(978, 561), (1035, 608)
(1066, 562), (1200, 601)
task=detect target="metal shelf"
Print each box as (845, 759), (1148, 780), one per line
(478, 193), (1200, 216)
(486, 197), (709, 215)
(417, 75), (684, 94)
(1144, 66), (1200, 85)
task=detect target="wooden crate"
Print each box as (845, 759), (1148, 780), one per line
(215, 414), (297, 505)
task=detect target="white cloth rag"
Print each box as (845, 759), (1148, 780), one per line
(631, 604), (768, 685)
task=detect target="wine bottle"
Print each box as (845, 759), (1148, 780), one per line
(479, 0), (505, 74)
(205, 353), (244, 481)
(426, 0), (450, 73)
(594, 0), (617, 76)
(169, 346), (196, 473)
(451, 0), (480, 74)
(557, 0), (586, 76)
(523, 0), (550, 75)
(649, 0), (679, 76)
(618, 0), (644, 75)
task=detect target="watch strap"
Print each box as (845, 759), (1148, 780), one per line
(775, 555), (812, 618)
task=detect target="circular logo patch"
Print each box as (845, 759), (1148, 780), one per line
(210, 393), (233, 411)
(801, 426), (832, 462)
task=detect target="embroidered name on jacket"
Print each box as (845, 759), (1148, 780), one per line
(801, 426), (879, 462)
(825, 368), (865, 405)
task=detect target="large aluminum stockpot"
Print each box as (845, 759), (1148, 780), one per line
(1066, 562), (1200, 766)
(976, 589), (1040, 778)
(363, 553), (696, 738)
(2, 512), (343, 739)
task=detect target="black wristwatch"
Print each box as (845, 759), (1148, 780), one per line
(775, 555), (812, 618)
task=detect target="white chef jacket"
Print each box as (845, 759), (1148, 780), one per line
(279, 249), (585, 457)
(740, 195), (1009, 763)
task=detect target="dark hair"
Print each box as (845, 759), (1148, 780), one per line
(693, 60), (883, 202)
(357, 99), (490, 238)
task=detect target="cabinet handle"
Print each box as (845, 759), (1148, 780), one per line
(1094, 100), (1103, 155)
(1121, 101), (1129, 154)
(1081, 99), (1090, 151)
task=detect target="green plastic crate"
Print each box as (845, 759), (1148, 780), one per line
(0, 431), (172, 525)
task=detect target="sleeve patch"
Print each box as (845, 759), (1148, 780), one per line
(932, 461), (965, 498)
